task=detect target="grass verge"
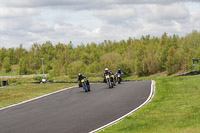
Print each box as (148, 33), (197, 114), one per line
(99, 75), (200, 133)
(0, 83), (76, 108)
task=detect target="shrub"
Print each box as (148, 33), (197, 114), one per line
(3, 57), (12, 73)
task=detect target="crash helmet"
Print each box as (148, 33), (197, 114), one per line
(105, 68), (108, 73)
(78, 73), (82, 76)
(118, 68), (121, 71)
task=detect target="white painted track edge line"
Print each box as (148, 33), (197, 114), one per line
(0, 83), (105, 111)
(89, 80), (156, 133)
(0, 86), (77, 111)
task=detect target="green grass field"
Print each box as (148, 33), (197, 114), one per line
(0, 83), (76, 108)
(99, 75), (200, 133)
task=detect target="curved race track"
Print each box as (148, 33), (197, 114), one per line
(0, 80), (152, 133)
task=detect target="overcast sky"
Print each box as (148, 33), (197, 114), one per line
(0, 0), (200, 48)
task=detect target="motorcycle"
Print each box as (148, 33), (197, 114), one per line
(106, 74), (114, 88)
(81, 78), (90, 92)
(111, 74), (116, 86)
(117, 73), (122, 84)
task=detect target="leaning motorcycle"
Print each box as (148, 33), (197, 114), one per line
(106, 75), (114, 88)
(81, 78), (90, 92)
(117, 73), (122, 84)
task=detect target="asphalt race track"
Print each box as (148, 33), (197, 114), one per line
(0, 81), (152, 133)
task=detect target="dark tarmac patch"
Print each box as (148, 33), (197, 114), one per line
(177, 71), (200, 76)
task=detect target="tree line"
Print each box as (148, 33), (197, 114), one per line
(0, 30), (200, 77)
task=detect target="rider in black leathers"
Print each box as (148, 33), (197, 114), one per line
(116, 68), (123, 75)
(77, 73), (89, 87)
(103, 68), (110, 83)
(116, 69), (123, 83)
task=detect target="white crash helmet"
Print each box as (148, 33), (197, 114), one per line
(78, 73), (82, 76)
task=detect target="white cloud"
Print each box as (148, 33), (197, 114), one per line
(146, 3), (190, 23)
(0, 7), (38, 18)
(94, 5), (138, 25)
(0, 0), (200, 48)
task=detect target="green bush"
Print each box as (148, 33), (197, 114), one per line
(3, 57), (12, 73)
(8, 79), (17, 84)
(33, 76), (42, 81)
(66, 61), (86, 75)
(100, 52), (122, 72)
(165, 46), (181, 75)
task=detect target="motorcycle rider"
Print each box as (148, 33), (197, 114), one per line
(103, 68), (110, 83)
(116, 68), (123, 75)
(116, 68), (123, 83)
(109, 70), (115, 84)
(77, 73), (89, 87)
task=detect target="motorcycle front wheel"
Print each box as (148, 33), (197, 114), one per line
(83, 83), (88, 92)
